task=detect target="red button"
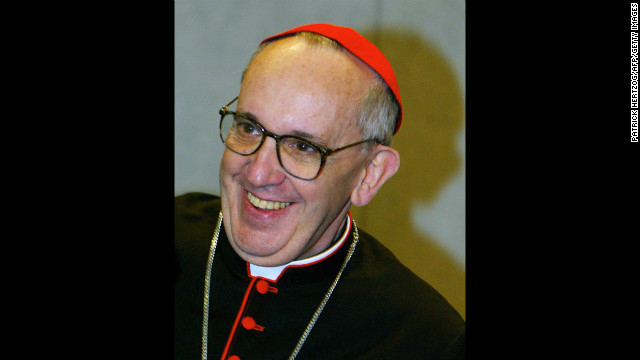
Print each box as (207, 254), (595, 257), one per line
(256, 279), (278, 294)
(228, 356), (241, 360)
(241, 316), (264, 331)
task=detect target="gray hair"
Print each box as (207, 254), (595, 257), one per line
(241, 32), (398, 146)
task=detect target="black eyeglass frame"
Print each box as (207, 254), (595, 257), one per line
(218, 96), (377, 180)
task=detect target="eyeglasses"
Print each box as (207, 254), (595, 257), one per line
(218, 96), (376, 180)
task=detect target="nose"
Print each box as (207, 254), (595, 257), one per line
(246, 137), (287, 187)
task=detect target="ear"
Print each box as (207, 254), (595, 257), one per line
(350, 145), (400, 206)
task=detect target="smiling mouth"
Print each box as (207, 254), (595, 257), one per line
(247, 192), (292, 210)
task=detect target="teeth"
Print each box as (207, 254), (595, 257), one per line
(247, 192), (291, 210)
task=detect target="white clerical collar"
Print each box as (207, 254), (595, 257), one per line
(248, 213), (352, 282)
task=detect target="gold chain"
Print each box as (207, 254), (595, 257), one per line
(201, 211), (224, 360)
(201, 211), (359, 360)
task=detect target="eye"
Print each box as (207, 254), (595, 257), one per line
(282, 137), (320, 158)
(234, 117), (260, 136)
(293, 141), (313, 152)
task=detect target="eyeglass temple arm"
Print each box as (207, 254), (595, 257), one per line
(323, 139), (379, 156)
(219, 96), (239, 115)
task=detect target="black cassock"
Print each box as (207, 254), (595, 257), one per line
(175, 193), (465, 360)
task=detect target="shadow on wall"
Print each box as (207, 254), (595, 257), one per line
(350, 28), (465, 319)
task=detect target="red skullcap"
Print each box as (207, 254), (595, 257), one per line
(261, 23), (403, 134)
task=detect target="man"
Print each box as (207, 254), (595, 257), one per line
(175, 23), (465, 359)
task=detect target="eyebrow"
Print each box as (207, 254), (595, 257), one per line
(236, 110), (329, 147)
(289, 130), (327, 146)
(236, 110), (258, 122)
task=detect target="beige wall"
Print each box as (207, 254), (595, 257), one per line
(175, 0), (466, 319)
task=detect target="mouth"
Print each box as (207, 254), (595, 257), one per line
(247, 192), (292, 210)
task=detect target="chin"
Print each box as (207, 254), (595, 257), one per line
(225, 214), (300, 263)
(229, 232), (299, 266)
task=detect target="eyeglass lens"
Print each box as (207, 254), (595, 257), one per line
(220, 114), (322, 179)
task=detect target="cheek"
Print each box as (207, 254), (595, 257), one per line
(303, 164), (361, 209)
(221, 151), (245, 178)
(220, 152), (245, 202)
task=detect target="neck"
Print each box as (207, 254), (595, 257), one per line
(331, 216), (349, 244)
(297, 206), (351, 261)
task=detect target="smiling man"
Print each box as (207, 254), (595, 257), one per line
(175, 24), (465, 360)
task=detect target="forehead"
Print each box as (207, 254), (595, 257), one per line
(237, 37), (376, 144)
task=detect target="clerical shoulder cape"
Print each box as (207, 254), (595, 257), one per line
(175, 192), (465, 360)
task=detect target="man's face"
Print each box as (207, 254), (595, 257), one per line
(219, 37), (377, 266)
